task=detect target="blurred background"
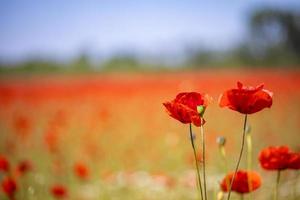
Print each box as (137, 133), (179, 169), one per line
(0, 1), (300, 200)
(0, 0), (300, 72)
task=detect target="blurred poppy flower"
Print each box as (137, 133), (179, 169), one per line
(163, 92), (208, 126)
(44, 129), (59, 153)
(74, 162), (89, 180)
(151, 172), (176, 188)
(15, 160), (33, 177)
(13, 115), (32, 138)
(220, 170), (261, 194)
(1, 177), (17, 200)
(50, 185), (68, 199)
(288, 152), (300, 170)
(219, 82), (272, 114)
(259, 146), (292, 170)
(0, 155), (10, 173)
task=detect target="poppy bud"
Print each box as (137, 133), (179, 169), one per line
(197, 105), (206, 117)
(217, 191), (224, 200)
(245, 125), (251, 134)
(217, 136), (226, 146)
(190, 132), (196, 141)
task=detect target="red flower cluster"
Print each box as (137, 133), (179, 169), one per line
(50, 184), (68, 199)
(163, 92), (208, 126)
(1, 177), (17, 200)
(219, 82), (273, 114)
(0, 155), (10, 173)
(164, 82), (273, 126)
(220, 170), (262, 194)
(0, 156), (34, 199)
(259, 146), (300, 170)
(74, 162), (89, 180)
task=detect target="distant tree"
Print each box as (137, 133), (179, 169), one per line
(250, 8), (300, 56)
(70, 53), (93, 72)
(101, 55), (141, 71)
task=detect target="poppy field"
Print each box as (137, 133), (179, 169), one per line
(0, 69), (300, 200)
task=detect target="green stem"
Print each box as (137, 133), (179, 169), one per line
(200, 125), (208, 200)
(189, 124), (204, 200)
(227, 114), (248, 200)
(294, 171), (299, 200)
(220, 146), (230, 193)
(274, 170), (281, 200)
(246, 129), (252, 198)
(240, 194), (244, 200)
(246, 132), (252, 172)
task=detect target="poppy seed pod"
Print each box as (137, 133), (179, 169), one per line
(216, 136), (226, 146)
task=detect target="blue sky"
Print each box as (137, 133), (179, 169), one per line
(0, 0), (299, 61)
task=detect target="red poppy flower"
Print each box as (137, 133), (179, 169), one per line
(15, 160), (33, 177)
(258, 146), (292, 170)
(50, 185), (68, 199)
(1, 177), (17, 200)
(219, 82), (272, 114)
(220, 170), (261, 194)
(0, 155), (10, 173)
(163, 92), (208, 126)
(74, 162), (89, 180)
(288, 152), (300, 170)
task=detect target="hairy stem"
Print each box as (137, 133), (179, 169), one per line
(189, 124), (204, 200)
(246, 129), (253, 198)
(294, 171), (299, 200)
(240, 194), (244, 200)
(274, 170), (281, 200)
(220, 145), (230, 193)
(200, 125), (208, 200)
(227, 114), (248, 200)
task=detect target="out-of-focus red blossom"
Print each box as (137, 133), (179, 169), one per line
(259, 146), (292, 170)
(101, 170), (115, 183)
(98, 108), (110, 122)
(179, 170), (197, 189)
(1, 177), (17, 200)
(49, 110), (68, 129)
(151, 173), (176, 188)
(219, 82), (273, 114)
(74, 162), (89, 180)
(0, 155), (10, 172)
(288, 152), (300, 170)
(15, 160), (33, 177)
(163, 92), (208, 126)
(220, 170), (261, 194)
(13, 115), (31, 138)
(50, 185), (68, 199)
(44, 129), (59, 153)
(52, 159), (64, 176)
